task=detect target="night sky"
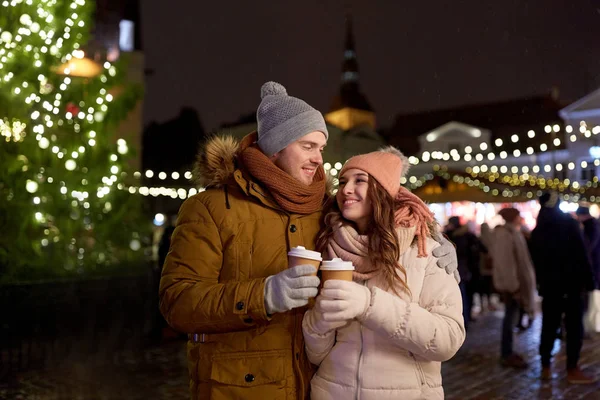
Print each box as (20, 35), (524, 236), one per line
(140, 1), (600, 132)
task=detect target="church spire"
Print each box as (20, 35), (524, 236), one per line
(341, 14), (359, 84)
(325, 14), (376, 131)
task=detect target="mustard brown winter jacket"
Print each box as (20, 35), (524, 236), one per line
(159, 135), (322, 400)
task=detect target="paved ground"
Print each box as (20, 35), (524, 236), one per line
(1, 306), (600, 399)
(443, 309), (600, 400)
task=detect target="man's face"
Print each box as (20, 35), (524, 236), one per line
(271, 131), (327, 185)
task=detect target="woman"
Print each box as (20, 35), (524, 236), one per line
(302, 147), (465, 400)
(478, 223), (496, 312)
(491, 207), (537, 369)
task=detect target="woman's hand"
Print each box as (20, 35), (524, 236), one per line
(318, 280), (371, 321)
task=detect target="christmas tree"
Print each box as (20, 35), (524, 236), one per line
(0, 0), (149, 281)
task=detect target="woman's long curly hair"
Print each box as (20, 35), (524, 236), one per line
(316, 177), (411, 297)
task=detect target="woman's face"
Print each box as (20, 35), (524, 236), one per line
(337, 168), (373, 233)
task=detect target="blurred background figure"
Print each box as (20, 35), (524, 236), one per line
(158, 215), (177, 269)
(491, 207), (537, 369)
(576, 205), (600, 291)
(445, 216), (483, 329)
(530, 193), (595, 384)
(154, 214), (179, 341)
(516, 222), (534, 331)
(576, 205), (600, 335)
(478, 222), (496, 313)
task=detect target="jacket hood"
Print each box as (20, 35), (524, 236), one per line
(193, 135), (240, 188)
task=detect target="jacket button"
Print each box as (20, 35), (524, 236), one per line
(245, 373), (255, 383)
(236, 301), (245, 311)
(289, 224), (297, 233)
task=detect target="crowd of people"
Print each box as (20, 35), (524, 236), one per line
(443, 195), (600, 383)
(155, 81), (599, 399)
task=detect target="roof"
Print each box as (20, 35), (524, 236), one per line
(385, 93), (566, 155)
(560, 87), (600, 120)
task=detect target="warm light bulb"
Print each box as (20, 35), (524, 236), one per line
(26, 180), (39, 193)
(65, 159), (76, 171)
(39, 137), (50, 149)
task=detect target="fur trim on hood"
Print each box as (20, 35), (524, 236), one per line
(193, 135), (239, 188)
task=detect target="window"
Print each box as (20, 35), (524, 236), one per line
(581, 163), (596, 182)
(119, 20), (135, 52)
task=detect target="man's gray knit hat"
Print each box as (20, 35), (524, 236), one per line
(256, 81), (328, 157)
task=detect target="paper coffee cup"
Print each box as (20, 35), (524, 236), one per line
(288, 246), (322, 276)
(320, 258), (355, 282)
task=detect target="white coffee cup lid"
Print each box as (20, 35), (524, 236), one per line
(321, 258), (355, 271)
(287, 246), (322, 261)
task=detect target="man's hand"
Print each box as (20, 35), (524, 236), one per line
(264, 265), (320, 314)
(432, 231), (460, 283)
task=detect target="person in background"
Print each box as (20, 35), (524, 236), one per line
(158, 215), (177, 269)
(515, 223), (534, 331)
(530, 192), (596, 384)
(445, 216), (482, 329)
(576, 205), (600, 291)
(478, 223), (496, 312)
(491, 207), (537, 369)
(154, 215), (179, 341)
(576, 205), (600, 337)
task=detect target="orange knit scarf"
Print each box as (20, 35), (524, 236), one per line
(394, 186), (435, 257)
(238, 132), (326, 214)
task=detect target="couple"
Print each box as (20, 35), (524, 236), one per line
(159, 82), (465, 400)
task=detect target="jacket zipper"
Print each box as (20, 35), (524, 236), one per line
(292, 308), (305, 400)
(355, 281), (367, 400)
(410, 351), (426, 385)
(356, 323), (364, 400)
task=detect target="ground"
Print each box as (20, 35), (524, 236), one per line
(1, 308), (600, 399)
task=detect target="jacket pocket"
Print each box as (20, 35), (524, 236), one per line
(208, 350), (289, 399)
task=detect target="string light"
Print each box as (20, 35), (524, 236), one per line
(125, 116), (600, 203)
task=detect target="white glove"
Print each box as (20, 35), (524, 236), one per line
(303, 299), (349, 336)
(264, 264), (320, 314)
(318, 280), (371, 321)
(431, 231), (460, 283)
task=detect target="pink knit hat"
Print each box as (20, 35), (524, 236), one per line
(340, 146), (410, 197)
(339, 146), (435, 257)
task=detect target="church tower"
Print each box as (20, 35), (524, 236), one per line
(325, 15), (376, 131)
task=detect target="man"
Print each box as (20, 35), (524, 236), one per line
(445, 216), (482, 329)
(530, 192), (596, 384)
(491, 208), (536, 369)
(159, 81), (459, 399)
(576, 205), (600, 291)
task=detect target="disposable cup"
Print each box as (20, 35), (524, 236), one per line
(320, 258), (355, 282)
(288, 246), (322, 276)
